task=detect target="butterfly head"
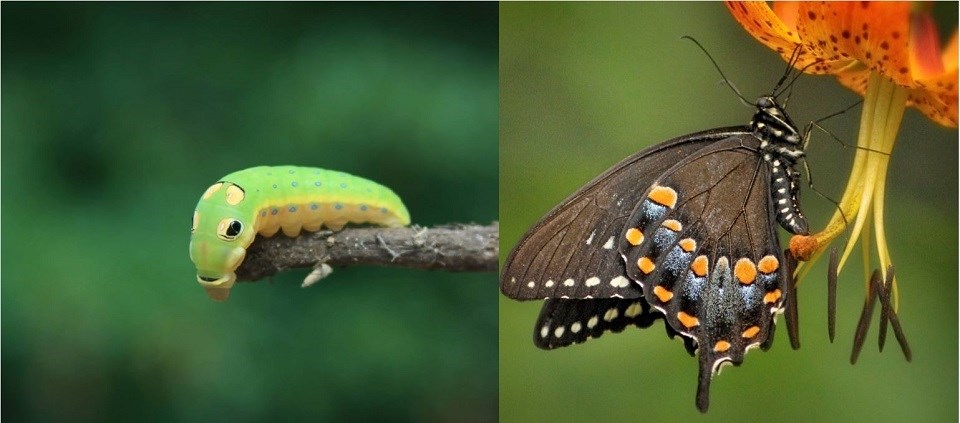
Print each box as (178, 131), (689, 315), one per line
(751, 96), (803, 146)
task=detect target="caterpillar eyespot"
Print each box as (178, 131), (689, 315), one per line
(217, 218), (243, 241)
(189, 165), (411, 302)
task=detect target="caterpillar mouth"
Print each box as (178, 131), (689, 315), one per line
(196, 273), (236, 302)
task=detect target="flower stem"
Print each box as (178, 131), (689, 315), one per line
(794, 73), (907, 310)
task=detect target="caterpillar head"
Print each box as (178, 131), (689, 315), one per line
(190, 182), (256, 301)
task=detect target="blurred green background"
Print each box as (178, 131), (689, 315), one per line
(3, 3), (497, 422)
(500, 3), (957, 422)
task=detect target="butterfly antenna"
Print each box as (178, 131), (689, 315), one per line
(776, 55), (823, 100)
(724, 80), (754, 107)
(681, 36), (754, 106)
(772, 44), (803, 95)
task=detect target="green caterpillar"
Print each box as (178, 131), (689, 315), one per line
(189, 166), (410, 301)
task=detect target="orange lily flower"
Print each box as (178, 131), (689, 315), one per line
(726, 1), (957, 311)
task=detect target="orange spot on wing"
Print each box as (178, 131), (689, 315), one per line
(713, 340), (731, 353)
(742, 326), (761, 338)
(691, 255), (709, 277)
(637, 257), (656, 275)
(648, 185), (678, 208)
(661, 219), (682, 231)
(677, 311), (700, 329)
(734, 258), (757, 285)
(653, 286), (673, 302)
(678, 238), (696, 252)
(763, 289), (783, 304)
(625, 228), (645, 246)
(758, 255), (780, 274)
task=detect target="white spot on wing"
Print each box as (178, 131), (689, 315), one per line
(563, 279), (575, 287)
(540, 326), (549, 338)
(603, 308), (619, 322)
(527, 281), (536, 289)
(571, 322), (582, 333)
(625, 302), (643, 318)
(603, 237), (615, 250)
(585, 277), (600, 287)
(610, 276), (630, 288)
(554, 326), (565, 338)
(545, 280), (555, 288)
(587, 316), (599, 329)
(585, 230), (596, 245)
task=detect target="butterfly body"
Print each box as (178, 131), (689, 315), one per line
(501, 96), (808, 412)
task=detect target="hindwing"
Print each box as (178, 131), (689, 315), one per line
(616, 134), (790, 411)
(534, 298), (697, 354)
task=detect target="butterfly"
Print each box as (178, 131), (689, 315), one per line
(500, 54), (812, 412)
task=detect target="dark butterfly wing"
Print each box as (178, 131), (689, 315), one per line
(534, 298), (698, 354)
(500, 128), (748, 301)
(616, 134), (789, 412)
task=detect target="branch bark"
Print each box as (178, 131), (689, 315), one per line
(235, 222), (499, 282)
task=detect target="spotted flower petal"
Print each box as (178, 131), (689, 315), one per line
(727, 1), (957, 126)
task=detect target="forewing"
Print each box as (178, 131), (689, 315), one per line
(501, 129), (745, 300)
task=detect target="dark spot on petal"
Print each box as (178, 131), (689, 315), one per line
(899, 67), (908, 74)
(892, 31), (900, 39)
(807, 11), (816, 20)
(880, 41), (889, 50)
(842, 30), (851, 39)
(830, 35), (838, 43)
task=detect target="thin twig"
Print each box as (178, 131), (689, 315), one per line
(235, 222), (499, 282)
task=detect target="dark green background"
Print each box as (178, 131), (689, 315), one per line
(500, 3), (957, 422)
(3, 3), (497, 422)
